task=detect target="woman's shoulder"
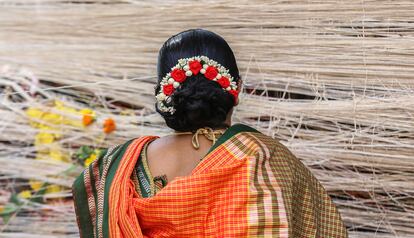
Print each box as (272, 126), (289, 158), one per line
(234, 124), (292, 155)
(105, 135), (158, 154)
(234, 125), (309, 180)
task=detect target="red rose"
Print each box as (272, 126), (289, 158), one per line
(204, 66), (218, 80)
(189, 60), (202, 75)
(163, 84), (175, 96)
(171, 68), (186, 83)
(217, 76), (230, 88)
(229, 89), (239, 104)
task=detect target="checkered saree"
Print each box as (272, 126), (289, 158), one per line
(72, 123), (348, 237)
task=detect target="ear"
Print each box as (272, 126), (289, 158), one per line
(235, 78), (242, 106)
(238, 78), (243, 90)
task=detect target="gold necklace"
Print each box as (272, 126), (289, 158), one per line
(170, 126), (229, 151)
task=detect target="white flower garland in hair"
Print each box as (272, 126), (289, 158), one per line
(156, 55), (239, 115)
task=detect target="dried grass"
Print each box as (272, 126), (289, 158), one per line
(0, 0), (413, 237)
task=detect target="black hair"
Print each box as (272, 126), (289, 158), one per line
(155, 28), (240, 132)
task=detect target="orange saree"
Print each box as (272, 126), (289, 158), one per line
(72, 123), (347, 237)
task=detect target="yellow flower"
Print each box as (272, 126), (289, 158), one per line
(54, 101), (83, 126)
(42, 112), (62, 125)
(35, 132), (54, 145)
(80, 108), (95, 117)
(29, 180), (43, 191)
(35, 132), (55, 153)
(94, 149), (102, 156)
(49, 146), (68, 162)
(37, 124), (53, 130)
(26, 107), (43, 118)
(0, 206), (4, 213)
(46, 185), (61, 194)
(84, 153), (98, 167)
(26, 107), (45, 127)
(18, 190), (32, 199)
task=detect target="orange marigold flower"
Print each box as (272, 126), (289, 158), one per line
(81, 109), (95, 127)
(103, 118), (116, 134)
(82, 114), (94, 126)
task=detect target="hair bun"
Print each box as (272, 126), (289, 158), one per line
(156, 28), (240, 132)
(157, 76), (233, 132)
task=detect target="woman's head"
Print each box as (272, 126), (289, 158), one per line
(155, 28), (241, 132)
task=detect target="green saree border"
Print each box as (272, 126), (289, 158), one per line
(72, 168), (94, 238)
(102, 139), (134, 238)
(136, 142), (155, 198)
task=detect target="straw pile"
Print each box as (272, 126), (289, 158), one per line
(0, 0), (413, 237)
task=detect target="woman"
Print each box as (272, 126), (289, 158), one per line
(72, 29), (347, 238)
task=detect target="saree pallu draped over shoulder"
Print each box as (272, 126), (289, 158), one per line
(72, 123), (348, 238)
